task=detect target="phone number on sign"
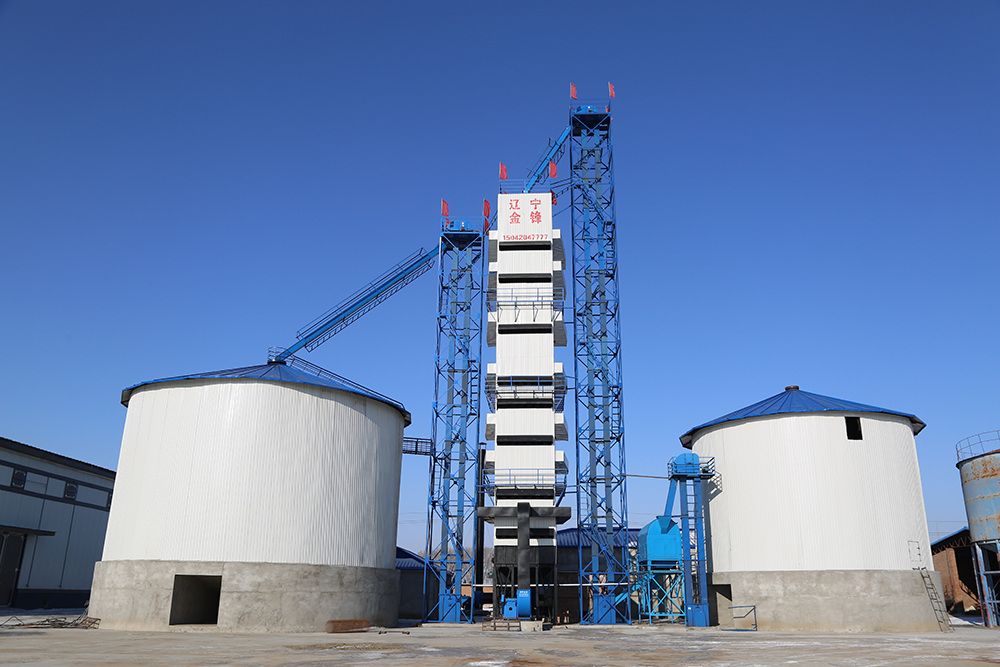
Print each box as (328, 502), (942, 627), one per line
(502, 234), (549, 241)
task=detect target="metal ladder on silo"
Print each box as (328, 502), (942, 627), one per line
(908, 542), (952, 632)
(916, 567), (953, 632)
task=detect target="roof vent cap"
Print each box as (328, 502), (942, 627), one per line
(785, 385), (800, 391)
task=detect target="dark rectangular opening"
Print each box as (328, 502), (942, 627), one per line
(495, 528), (555, 540)
(497, 324), (553, 335)
(496, 398), (554, 409)
(845, 416), (863, 440)
(10, 471), (25, 489)
(496, 435), (555, 445)
(495, 488), (556, 500)
(498, 275), (551, 283)
(169, 575), (222, 625)
(499, 242), (550, 251)
(63, 484), (77, 500)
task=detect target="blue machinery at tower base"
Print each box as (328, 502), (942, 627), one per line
(631, 453), (714, 627)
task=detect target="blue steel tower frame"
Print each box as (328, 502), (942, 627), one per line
(423, 214), (486, 623)
(570, 101), (630, 624)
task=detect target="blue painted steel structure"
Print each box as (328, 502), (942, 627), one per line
(667, 453), (714, 627)
(568, 99), (630, 625)
(509, 96), (630, 624)
(423, 213), (486, 623)
(270, 247), (439, 363)
(633, 516), (684, 624)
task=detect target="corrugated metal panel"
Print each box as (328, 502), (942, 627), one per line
(23, 501), (74, 589)
(102, 378), (404, 570)
(493, 444), (556, 473)
(497, 334), (554, 376)
(495, 409), (554, 438)
(692, 413), (932, 572)
(497, 249), (553, 275)
(59, 506), (109, 589)
(0, 488), (44, 530)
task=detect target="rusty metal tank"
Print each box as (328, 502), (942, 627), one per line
(956, 431), (1000, 543)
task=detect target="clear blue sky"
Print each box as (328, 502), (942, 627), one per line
(2, 1), (997, 551)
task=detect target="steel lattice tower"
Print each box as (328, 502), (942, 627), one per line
(570, 103), (630, 624)
(423, 217), (485, 623)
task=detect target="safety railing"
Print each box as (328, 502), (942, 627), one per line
(485, 468), (567, 488)
(956, 430), (1000, 462)
(728, 605), (757, 631)
(270, 350), (407, 415)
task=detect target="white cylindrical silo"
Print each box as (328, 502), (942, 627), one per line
(89, 362), (409, 632)
(679, 386), (944, 632)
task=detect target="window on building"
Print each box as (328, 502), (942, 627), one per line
(11, 470), (26, 488)
(845, 416), (863, 440)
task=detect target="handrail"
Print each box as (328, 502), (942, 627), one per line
(956, 430), (1000, 462)
(728, 605), (758, 631)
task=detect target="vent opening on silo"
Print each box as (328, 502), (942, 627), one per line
(845, 416), (863, 440)
(169, 575), (222, 625)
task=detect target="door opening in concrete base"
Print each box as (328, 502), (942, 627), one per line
(169, 575), (222, 625)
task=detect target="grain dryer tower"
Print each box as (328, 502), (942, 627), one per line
(90, 361), (409, 632)
(955, 431), (1000, 626)
(679, 386), (949, 632)
(480, 191), (571, 621)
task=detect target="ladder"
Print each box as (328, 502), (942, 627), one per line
(916, 567), (953, 633)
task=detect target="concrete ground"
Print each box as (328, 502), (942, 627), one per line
(1, 617), (999, 667)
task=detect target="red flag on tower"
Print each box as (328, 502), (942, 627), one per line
(549, 160), (557, 179)
(441, 199), (449, 218)
(483, 199), (491, 233)
(570, 83), (577, 100)
(499, 162), (507, 180)
(609, 82), (615, 98)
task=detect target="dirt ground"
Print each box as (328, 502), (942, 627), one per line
(1, 619), (999, 667)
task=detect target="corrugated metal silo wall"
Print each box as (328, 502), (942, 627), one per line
(692, 412), (931, 572)
(102, 378), (403, 569)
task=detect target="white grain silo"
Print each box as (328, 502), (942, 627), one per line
(89, 361), (409, 632)
(679, 386), (947, 632)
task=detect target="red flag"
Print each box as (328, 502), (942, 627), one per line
(550, 189), (557, 206)
(570, 83), (577, 100)
(499, 162), (507, 180)
(483, 199), (492, 233)
(549, 160), (557, 179)
(608, 82), (615, 98)
(441, 199), (449, 218)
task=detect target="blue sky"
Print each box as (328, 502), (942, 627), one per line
(1, 1), (997, 551)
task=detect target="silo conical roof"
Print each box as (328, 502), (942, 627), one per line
(121, 362), (410, 424)
(679, 386), (925, 447)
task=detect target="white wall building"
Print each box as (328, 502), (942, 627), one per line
(680, 386), (946, 632)
(90, 362), (409, 631)
(0, 436), (115, 609)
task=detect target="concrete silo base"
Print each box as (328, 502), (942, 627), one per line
(89, 560), (399, 632)
(708, 569), (946, 632)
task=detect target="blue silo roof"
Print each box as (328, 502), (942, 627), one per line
(679, 386), (925, 447)
(121, 362), (410, 424)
